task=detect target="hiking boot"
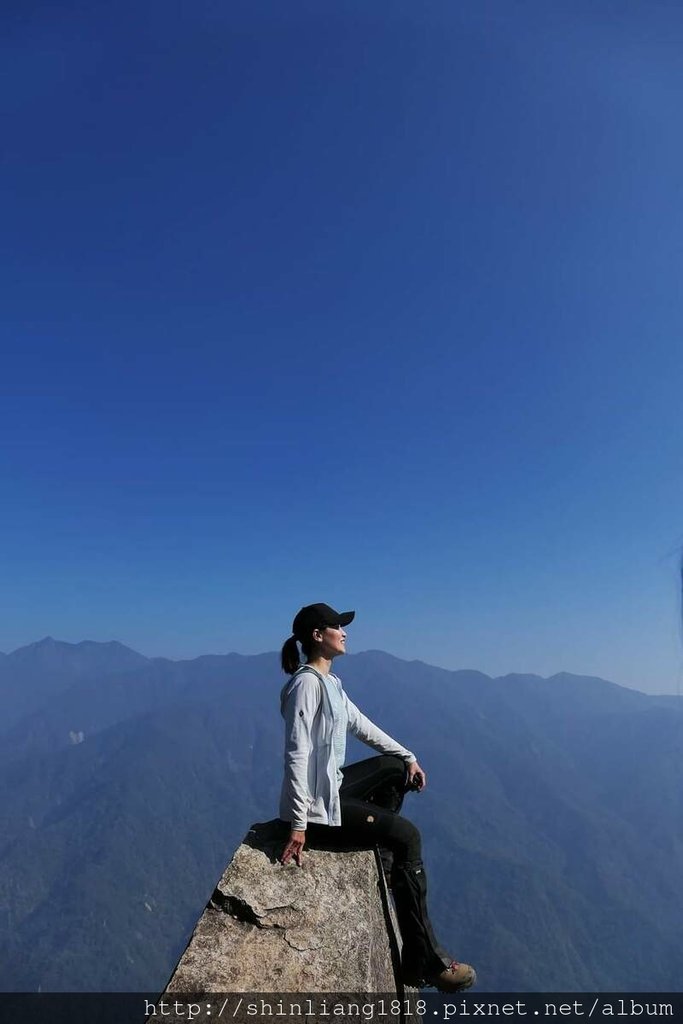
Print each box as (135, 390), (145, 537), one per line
(427, 960), (476, 992)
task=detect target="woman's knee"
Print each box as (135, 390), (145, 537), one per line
(340, 755), (408, 805)
(361, 753), (407, 779)
(381, 754), (410, 777)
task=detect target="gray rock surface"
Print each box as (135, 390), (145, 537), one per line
(162, 820), (404, 994)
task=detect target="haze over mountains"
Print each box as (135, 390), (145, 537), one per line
(1, 638), (681, 992)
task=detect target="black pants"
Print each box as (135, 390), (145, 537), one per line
(303, 754), (451, 982)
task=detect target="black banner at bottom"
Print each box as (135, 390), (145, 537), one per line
(1, 992), (682, 1024)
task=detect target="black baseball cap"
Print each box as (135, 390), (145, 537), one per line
(292, 603), (355, 640)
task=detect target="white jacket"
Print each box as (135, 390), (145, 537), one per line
(279, 666), (416, 831)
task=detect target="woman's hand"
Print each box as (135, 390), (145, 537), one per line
(280, 828), (306, 866)
(407, 760), (427, 791)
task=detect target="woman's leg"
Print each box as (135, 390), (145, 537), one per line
(391, 859), (453, 985)
(307, 757), (473, 987)
(307, 789), (451, 983)
(339, 754), (409, 813)
(339, 755), (410, 883)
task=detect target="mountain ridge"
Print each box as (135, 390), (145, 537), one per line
(0, 635), (671, 697)
(1, 641), (681, 991)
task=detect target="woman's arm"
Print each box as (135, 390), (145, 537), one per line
(279, 673), (321, 863)
(280, 829), (306, 866)
(405, 760), (427, 790)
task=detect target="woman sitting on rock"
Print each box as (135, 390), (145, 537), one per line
(278, 602), (476, 993)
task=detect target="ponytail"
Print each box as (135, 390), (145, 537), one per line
(281, 635), (301, 675)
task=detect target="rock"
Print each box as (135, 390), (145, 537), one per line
(161, 820), (406, 994)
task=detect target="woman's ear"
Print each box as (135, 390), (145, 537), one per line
(311, 628), (324, 643)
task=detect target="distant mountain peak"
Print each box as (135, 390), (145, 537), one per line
(548, 670), (622, 688)
(5, 637), (149, 674)
(75, 639), (135, 651)
(5, 636), (59, 654)
(350, 648), (403, 661)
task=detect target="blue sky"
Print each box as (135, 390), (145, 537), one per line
(3, 1), (683, 692)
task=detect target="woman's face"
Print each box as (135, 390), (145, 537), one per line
(316, 624), (347, 658)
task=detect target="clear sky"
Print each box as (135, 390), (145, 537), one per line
(3, 1), (683, 693)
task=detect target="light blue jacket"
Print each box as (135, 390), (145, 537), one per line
(279, 666), (416, 831)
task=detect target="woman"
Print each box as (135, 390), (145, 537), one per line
(278, 602), (476, 992)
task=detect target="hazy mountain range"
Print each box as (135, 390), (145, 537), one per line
(1, 637), (681, 992)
